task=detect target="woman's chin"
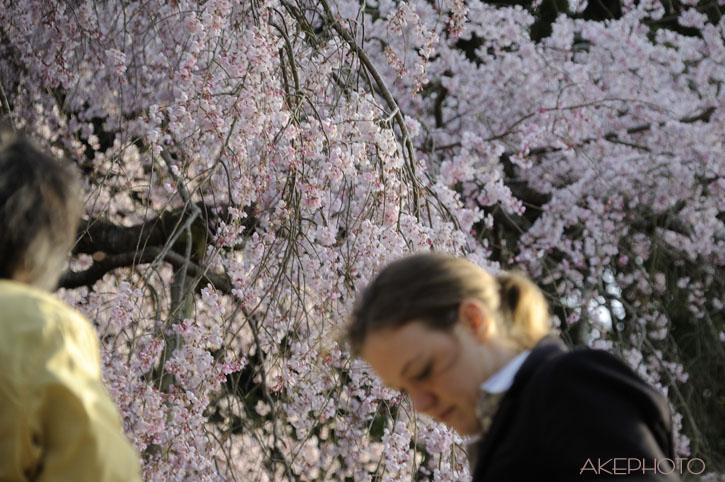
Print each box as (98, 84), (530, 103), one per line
(451, 418), (483, 437)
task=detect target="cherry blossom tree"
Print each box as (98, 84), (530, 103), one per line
(1, 0), (723, 480)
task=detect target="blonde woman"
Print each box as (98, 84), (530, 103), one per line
(348, 253), (678, 481)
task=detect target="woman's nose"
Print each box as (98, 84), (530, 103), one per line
(408, 388), (436, 412)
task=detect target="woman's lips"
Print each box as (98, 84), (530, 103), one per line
(438, 407), (455, 422)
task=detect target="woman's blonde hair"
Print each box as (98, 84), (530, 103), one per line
(348, 252), (552, 354)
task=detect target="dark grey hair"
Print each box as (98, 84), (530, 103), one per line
(0, 132), (82, 290)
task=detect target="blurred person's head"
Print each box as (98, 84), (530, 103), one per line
(348, 252), (552, 435)
(0, 131), (82, 291)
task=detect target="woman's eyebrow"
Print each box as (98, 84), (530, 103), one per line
(400, 353), (423, 378)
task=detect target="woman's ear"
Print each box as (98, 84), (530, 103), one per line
(458, 298), (493, 343)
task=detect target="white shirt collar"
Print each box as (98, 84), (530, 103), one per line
(481, 350), (531, 394)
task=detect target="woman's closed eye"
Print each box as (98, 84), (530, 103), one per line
(414, 363), (433, 381)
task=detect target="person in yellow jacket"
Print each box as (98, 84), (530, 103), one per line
(0, 132), (142, 481)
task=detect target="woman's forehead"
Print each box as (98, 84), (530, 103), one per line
(361, 322), (458, 371)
